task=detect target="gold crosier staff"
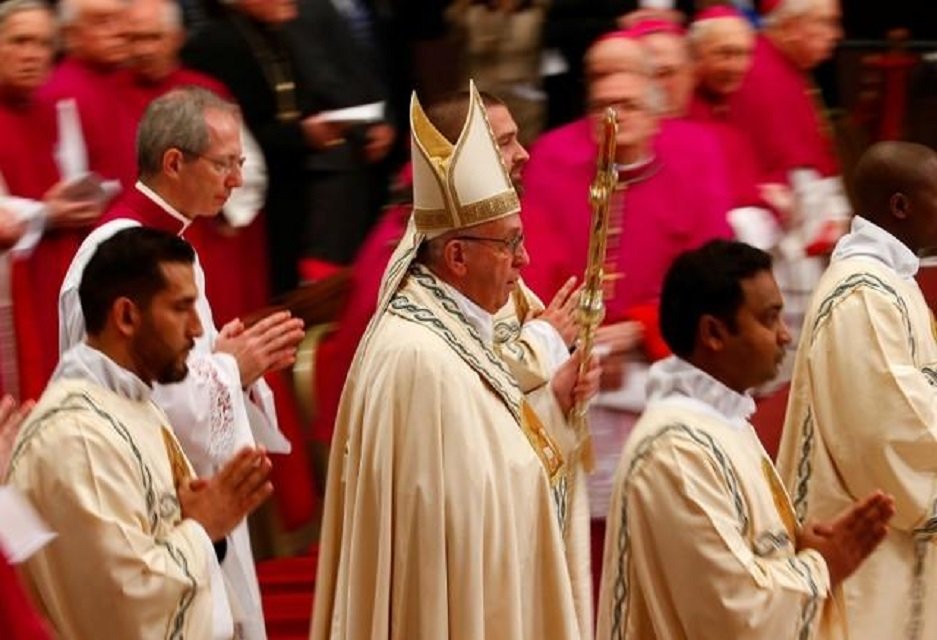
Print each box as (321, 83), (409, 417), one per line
(571, 107), (618, 473)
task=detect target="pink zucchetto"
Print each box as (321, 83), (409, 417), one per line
(693, 5), (746, 23)
(595, 28), (637, 44)
(628, 18), (686, 39)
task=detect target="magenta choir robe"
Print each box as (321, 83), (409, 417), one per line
(0, 94), (82, 399)
(727, 35), (839, 184)
(0, 552), (50, 640)
(122, 66), (270, 325)
(687, 92), (771, 211)
(521, 117), (733, 331)
(40, 58), (138, 189)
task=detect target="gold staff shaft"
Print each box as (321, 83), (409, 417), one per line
(571, 107), (618, 472)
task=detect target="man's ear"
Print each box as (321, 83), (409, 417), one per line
(112, 297), (140, 338)
(697, 314), (728, 353)
(162, 148), (185, 178)
(890, 192), (909, 220)
(443, 239), (469, 277)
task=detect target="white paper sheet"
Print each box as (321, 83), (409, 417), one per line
(318, 101), (384, 124)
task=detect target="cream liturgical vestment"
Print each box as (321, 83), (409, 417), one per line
(312, 81), (581, 639)
(312, 265), (579, 640)
(494, 281), (595, 638)
(777, 216), (937, 640)
(5, 343), (232, 639)
(597, 356), (840, 640)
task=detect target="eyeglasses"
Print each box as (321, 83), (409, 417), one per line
(454, 233), (526, 256)
(181, 150), (246, 176)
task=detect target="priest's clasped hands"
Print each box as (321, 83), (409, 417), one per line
(215, 310), (306, 387)
(796, 491), (896, 589)
(178, 446), (274, 542)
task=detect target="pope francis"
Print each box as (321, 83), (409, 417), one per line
(310, 82), (584, 639)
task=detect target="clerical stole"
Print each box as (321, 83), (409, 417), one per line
(6, 379), (219, 639)
(777, 256), (937, 640)
(597, 403), (841, 640)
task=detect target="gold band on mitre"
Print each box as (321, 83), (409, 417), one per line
(413, 189), (520, 234)
(410, 80), (520, 236)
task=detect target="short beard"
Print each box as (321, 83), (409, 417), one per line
(155, 362), (189, 385)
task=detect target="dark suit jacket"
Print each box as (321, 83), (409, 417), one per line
(182, 13), (308, 177)
(285, 0), (409, 168)
(182, 12), (311, 292)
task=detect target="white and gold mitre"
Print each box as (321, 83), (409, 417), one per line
(410, 80), (520, 236)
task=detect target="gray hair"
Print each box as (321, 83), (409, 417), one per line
(58, 0), (130, 26)
(0, 0), (52, 29)
(136, 86), (241, 178)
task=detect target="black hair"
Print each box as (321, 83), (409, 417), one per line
(660, 239), (773, 358)
(79, 227), (196, 336)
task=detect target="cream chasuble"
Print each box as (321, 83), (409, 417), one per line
(495, 280), (595, 639)
(5, 343), (230, 639)
(597, 356), (838, 640)
(777, 216), (937, 640)
(311, 264), (579, 640)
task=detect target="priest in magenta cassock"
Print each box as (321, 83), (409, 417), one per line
(41, 0), (138, 189)
(0, 0), (105, 399)
(727, 0), (849, 254)
(687, 7), (774, 227)
(729, 0), (841, 183)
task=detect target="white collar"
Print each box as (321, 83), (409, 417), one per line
(135, 181), (193, 234)
(646, 356), (756, 430)
(53, 342), (152, 402)
(442, 281), (495, 346)
(832, 215), (919, 280)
